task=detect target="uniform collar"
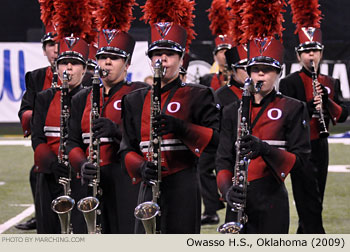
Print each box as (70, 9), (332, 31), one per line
(161, 76), (182, 93)
(103, 79), (127, 97)
(252, 89), (277, 107)
(228, 78), (243, 89)
(69, 84), (83, 97)
(301, 66), (319, 78)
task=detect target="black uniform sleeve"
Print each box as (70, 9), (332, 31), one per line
(327, 78), (349, 123)
(67, 89), (90, 173)
(177, 85), (219, 157)
(119, 89), (148, 184)
(215, 102), (238, 195)
(18, 69), (46, 136)
(31, 89), (57, 173)
(262, 99), (311, 180)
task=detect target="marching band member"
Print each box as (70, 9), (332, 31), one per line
(66, 0), (147, 234)
(16, 0), (58, 230)
(200, 0), (233, 91)
(31, 0), (93, 233)
(120, 0), (220, 234)
(216, 0), (310, 233)
(279, 0), (348, 233)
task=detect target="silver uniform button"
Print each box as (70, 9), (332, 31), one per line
(281, 172), (286, 178)
(132, 177), (136, 182)
(195, 148), (200, 153)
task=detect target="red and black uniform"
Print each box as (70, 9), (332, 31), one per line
(120, 76), (219, 233)
(279, 67), (348, 233)
(19, 67), (92, 208)
(31, 85), (86, 234)
(200, 72), (226, 91)
(67, 80), (147, 234)
(18, 66), (57, 207)
(215, 79), (243, 107)
(216, 90), (310, 233)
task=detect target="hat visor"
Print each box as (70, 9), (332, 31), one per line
(247, 56), (281, 70)
(57, 52), (86, 65)
(233, 59), (248, 69)
(147, 40), (184, 57)
(214, 44), (232, 54)
(296, 42), (324, 52)
(96, 47), (128, 59)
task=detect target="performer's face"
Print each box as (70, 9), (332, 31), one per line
(214, 49), (227, 69)
(57, 59), (86, 90)
(250, 64), (279, 97)
(297, 49), (323, 72)
(97, 54), (129, 86)
(43, 41), (58, 67)
(151, 50), (183, 86)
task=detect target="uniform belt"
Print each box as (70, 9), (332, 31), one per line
(44, 126), (60, 137)
(263, 140), (287, 150)
(140, 138), (189, 153)
(82, 133), (114, 144)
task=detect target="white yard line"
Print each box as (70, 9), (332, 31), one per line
(0, 204), (35, 234)
(0, 140), (31, 146)
(328, 165), (350, 173)
(328, 138), (350, 145)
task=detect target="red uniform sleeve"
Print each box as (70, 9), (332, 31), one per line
(262, 148), (296, 182)
(216, 169), (233, 198)
(68, 147), (87, 175)
(21, 110), (32, 137)
(327, 98), (343, 124)
(124, 151), (146, 184)
(180, 124), (213, 157)
(34, 143), (56, 173)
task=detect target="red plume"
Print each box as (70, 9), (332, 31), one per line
(227, 0), (245, 45)
(289, 0), (322, 33)
(179, 0), (196, 50)
(96, 0), (136, 32)
(141, 0), (184, 25)
(239, 0), (286, 44)
(38, 0), (55, 27)
(53, 0), (92, 42)
(85, 0), (101, 44)
(208, 0), (230, 36)
(141, 0), (196, 51)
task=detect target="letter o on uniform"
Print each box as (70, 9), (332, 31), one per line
(167, 102), (181, 113)
(114, 100), (122, 110)
(267, 108), (282, 120)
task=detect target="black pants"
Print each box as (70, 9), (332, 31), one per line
(311, 138), (329, 204)
(225, 176), (289, 234)
(290, 138), (326, 234)
(35, 173), (62, 234)
(135, 167), (201, 234)
(29, 165), (36, 201)
(99, 162), (140, 234)
(198, 152), (225, 215)
(35, 172), (88, 234)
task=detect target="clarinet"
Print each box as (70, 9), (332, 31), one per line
(217, 78), (254, 234)
(77, 66), (103, 234)
(51, 70), (75, 234)
(310, 60), (329, 138)
(134, 59), (165, 234)
(51, 63), (59, 89)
